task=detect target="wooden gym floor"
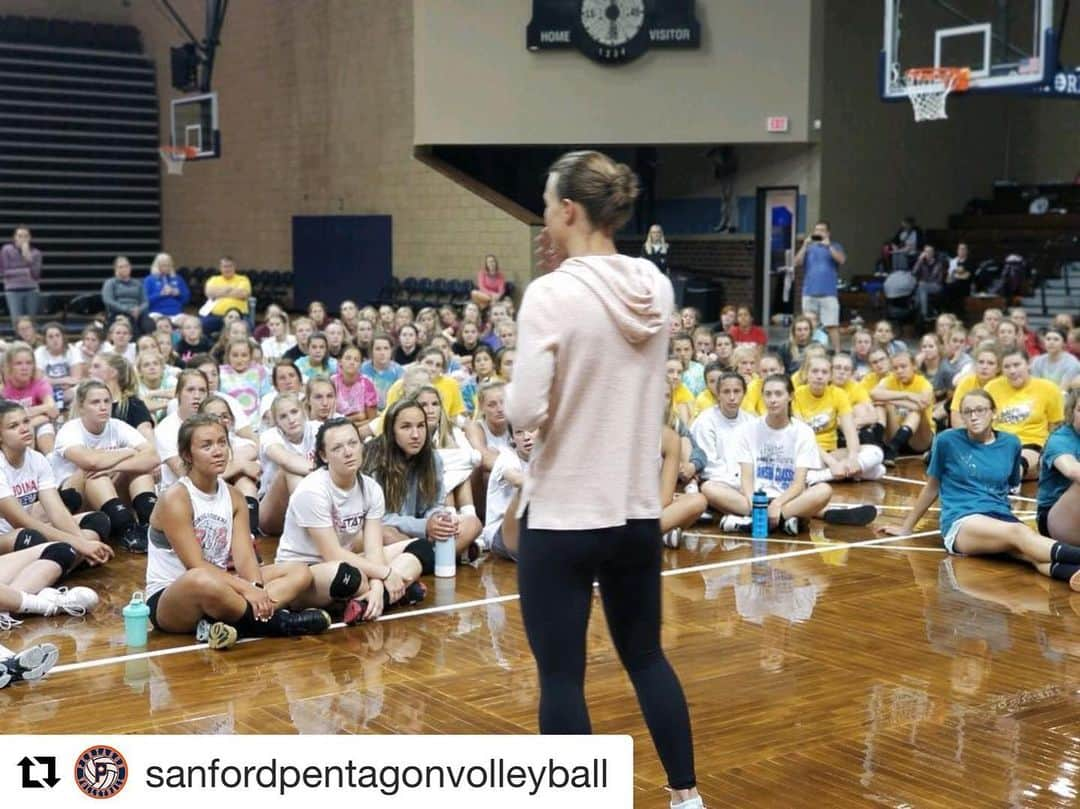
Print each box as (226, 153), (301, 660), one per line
(3, 458), (1079, 808)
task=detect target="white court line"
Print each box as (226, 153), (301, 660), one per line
(47, 529), (938, 677)
(681, 532), (942, 551)
(882, 473), (1039, 504)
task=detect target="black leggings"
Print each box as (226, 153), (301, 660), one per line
(518, 514), (696, 790)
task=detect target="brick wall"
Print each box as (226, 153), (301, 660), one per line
(121, 0), (534, 291)
(616, 235), (757, 319)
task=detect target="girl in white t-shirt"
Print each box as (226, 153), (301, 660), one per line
(275, 419), (427, 624)
(734, 375), (877, 535)
(0, 400), (107, 633)
(103, 318), (136, 364)
(257, 394), (321, 536)
(260, 360), (304, 429)
(155, 368), (209, 492)
(0, 400), (113, 561)
(198, 396), (260, 501)
(480, 426), (534, 562)
(464, 381), (513, 519)
(416, 386), (483, 557)
(51, 380), (161, 552)
(146, 414), (329, 649)
(34, 322), (80, 410)
(693, 372), (755, 522)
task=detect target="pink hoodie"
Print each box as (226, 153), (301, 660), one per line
(507, 254), (673, 530)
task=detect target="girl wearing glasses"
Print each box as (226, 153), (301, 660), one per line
(885, 389), (1080, 589)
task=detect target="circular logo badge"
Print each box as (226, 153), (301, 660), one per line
(74, 745), (129, 799)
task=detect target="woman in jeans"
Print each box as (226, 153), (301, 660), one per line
(0, 226), (41, 327)
(508, 150), (702, 809)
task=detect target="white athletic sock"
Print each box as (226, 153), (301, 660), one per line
(671, 797), (704, 809)
(807, 466), (834, 485)
(18, 591), (53, 616)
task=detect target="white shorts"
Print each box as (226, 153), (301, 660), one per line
(942, 514), (980, 555)
(801, 295), (840, 328)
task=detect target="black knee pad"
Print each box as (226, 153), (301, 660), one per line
(245, 496), (261, 536)
(132, 491), (157, 524)
(59, 488), (82, 514)
(79, 511), (112, 542)
(859, 425), (883, 449)
(39, 541), (78, 570)
(329, 562), (363, 599)
(1020, 456), (1030, 477)
(101, 498), (134, 537)
(405, 538), (435, 576)
(13, 528), (47, 551)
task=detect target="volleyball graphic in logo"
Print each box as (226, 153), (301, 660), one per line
(74, 745), (129, 798)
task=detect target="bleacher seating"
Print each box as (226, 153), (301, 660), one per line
(0, 15), (160, 313)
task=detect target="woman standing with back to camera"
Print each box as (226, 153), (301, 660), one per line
(507, 151), (702, 809)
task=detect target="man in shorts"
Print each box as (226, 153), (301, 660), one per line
(794, 220), (846, 352)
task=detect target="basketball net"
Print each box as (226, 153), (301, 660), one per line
(901, 67), (970, 122)
(159, 145), (195, 175)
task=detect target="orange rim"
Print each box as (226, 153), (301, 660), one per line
(905, 67), (970, 91)
(159, 146), (197, 159)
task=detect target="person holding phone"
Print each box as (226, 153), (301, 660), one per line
(793, 221), (845, 353)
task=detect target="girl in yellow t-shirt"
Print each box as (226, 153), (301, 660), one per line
(795, 356), (885, 483)
(742, 353), (783, 417)
(985, 348), (1065, 480)
(666, 357), (694, 427)
(871, 351), (935, 465)
(949, 341), (1001, 428)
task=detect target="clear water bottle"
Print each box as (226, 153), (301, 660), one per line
(751, 490), (770, 539)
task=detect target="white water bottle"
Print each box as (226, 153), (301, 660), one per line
(433, 508), (457, 578)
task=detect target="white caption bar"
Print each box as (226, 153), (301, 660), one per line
(0, 735), (633, 807)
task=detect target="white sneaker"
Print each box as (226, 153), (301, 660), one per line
(38, 586), (99, 617)
(0, 612), (22, 631)
(719, 515), (752, 533)
(0, 642), (60, 688)
(684, 481), (699, 494)
(662, 527), (682, 548)
(671, 796), (705, 809)
(782, 516), (801, 536)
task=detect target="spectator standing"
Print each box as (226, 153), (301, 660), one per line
(201, 256), (251, 337)
(641, 224), (669, 275)
(144, 252), (190, 324)
(102, 256), (151, 333)
(912, 245), (946, 322)
(943, 242), (971, 312)
(794, 221), (845, 352)
(0, 225), (42, 326)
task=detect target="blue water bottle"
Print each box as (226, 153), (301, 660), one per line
(122, 591), (150, 647)
(751, 490), (770, 539)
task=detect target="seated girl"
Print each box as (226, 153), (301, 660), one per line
(295, 333), (338, 381)
(332, 345), (377, 429)
(794, 355), (885, 483)
(198, 396), (261, 527)
(985, 348), (1065, 481)
(661, 423), (708, 548)
(1037, 389), (1080, 544)
(181, 354), (254, 442)
(2, 342), (58, 454)
(260, 360), (304, 428)
(90, 353), (155, 443)
(361, 398), (467, 564)
(731, 375), (876, 534)
(871, 351), (935, 466)
(479, 425), (533, 561)
(949, 341), (1000, 428)
(275, 418), (428, 624)
(260, 310), (296, 365)
(0, 400), (113, 563)
(742, 353), (784, 417)
(415, 386), (483, 556)
(156, 368), (210, 491)
(692, 372), (754, 522)
(34, 322), (80, 410)
(305, 376), (340, 423)
(136, 349), (177, 423)
(361, 334), (403, 410)
(103, 318), (135, 363)
(257, 393), (321, 536)
(886, 389), (1080, 591)
(176, 316), (213, 365)
(218, 337), (270, 434)
(146, 414), (331, 649)
(51, 381), (160, 553)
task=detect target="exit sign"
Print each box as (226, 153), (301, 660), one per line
(766, 116), (790, 133)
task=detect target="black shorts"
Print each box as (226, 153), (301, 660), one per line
(1022, 443), (1043, 454)
(147, 589), (164, 631)
(1037, 505), (1050, 538)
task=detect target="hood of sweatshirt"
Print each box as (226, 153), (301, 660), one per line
(559, 255), (669, 345)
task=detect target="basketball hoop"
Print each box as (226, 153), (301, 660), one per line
(159, 145), (197, 175)
(901, 67), (970, 122)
